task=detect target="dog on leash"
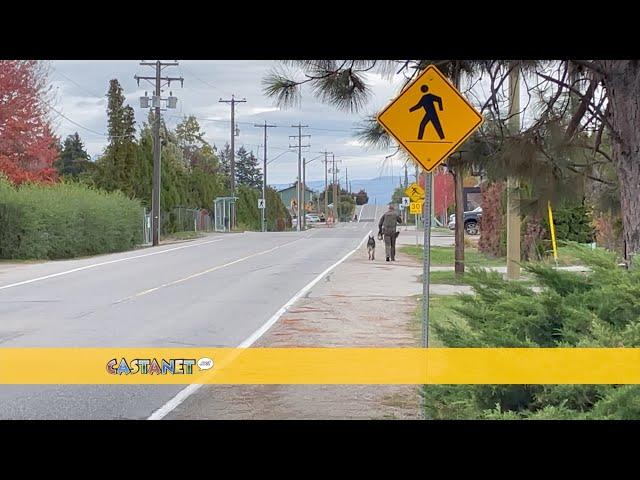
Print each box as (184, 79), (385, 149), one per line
(367, 235), (376, 260)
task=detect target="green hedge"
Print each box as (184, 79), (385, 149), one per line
(0, 177), (143, 259)
(236, 185), (291, 231)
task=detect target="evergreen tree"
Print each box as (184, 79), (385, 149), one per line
(54, 132), (92, 178)
(93, 79), (138, 195)
(176, 115), (218, 173)
(216, 143), (233, 189)
(235, 147), (262, 189)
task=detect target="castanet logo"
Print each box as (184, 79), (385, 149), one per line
(106, 357), (214, 375)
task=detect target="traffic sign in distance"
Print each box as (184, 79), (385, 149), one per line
(402, 196), (410, 207)
(258, 198), (265, 209)
(405, 183), (425, 203)
(377, 64), (484, 173)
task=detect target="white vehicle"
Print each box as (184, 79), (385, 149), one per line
(305, 214), (321, 223)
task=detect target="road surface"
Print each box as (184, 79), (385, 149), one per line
(0, 222), (371, 419)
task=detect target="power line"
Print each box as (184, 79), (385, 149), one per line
(51, 67), (106, 98)
(179, 64), (229, 96)
(166, 114), (356, 133)
(46, 102), (109, 137)
(267, 149), (293, 165)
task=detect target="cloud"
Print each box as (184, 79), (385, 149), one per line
(49, 60), (405, 183)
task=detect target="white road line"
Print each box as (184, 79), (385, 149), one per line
(0, 238), (226, 291)
(115, 237), (305, 303)
(147, 229), (372, 420)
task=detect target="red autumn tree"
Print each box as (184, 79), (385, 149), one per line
(0, 60), (58, 184)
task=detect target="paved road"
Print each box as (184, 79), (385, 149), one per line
(0, 222), (371, 419)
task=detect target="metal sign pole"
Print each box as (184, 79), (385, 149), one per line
(422, 171), (433, 419)
(422, 172), (432, 348)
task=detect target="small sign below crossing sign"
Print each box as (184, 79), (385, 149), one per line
(409, 202), (423, 215)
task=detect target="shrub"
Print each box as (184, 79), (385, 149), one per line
(425, 243), (640, 419)
(235, 185), (290, 232)
(0, 176), (143, 259)
(543, 201), (596, 244)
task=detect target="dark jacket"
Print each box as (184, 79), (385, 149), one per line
(379, 210), (402, 235)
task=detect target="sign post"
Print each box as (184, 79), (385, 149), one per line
(422, 174), (432, 348)
(376, 64), (484, 417)
(258, 198), (266, 231)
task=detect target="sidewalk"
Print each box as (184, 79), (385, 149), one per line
(396, 225), (455, 247)
(166, 242), (424, 420)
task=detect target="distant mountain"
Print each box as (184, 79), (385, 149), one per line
(271, 175), (403, 206)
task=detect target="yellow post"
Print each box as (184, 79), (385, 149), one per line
(547, 200), (558, 265)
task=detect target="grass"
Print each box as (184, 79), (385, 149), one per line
(426, 270), (536, 286)
(401, 245), (506, 267)
(545, 244), (604, 266)
(162, 231), (205, 241)
(428, 271), (470, 285)
(0, 258), (45, 264)
(411, 295), (467, 347)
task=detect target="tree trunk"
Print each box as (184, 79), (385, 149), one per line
(600, 60), (640, 262)
(453, 167), (465, 275)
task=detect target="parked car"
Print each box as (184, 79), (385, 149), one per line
(305, 214), (321, 223)
(448, 206), (482, 235)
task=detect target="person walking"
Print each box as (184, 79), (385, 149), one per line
(378, 204), (403, 262)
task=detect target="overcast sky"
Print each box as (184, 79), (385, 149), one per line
(49, 60), (407, 186)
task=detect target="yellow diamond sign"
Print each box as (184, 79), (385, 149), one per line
(377, 65), (484, 173)
(405, 183), (425, 203)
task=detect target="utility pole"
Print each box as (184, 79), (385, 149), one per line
(289, 124), (310, 232)
(449, 68), (465, 277)
(303, 154), (325, 228)
(506, 64), (521, 280)
(302, 157), (306, 229)
(254, 121), (276, 232)
(345, 166), (350, 221)
(330, 153), (342, 222)
(219, 95), (246, 229)
(134, 60), (183, 246)
(320, 150), (332, 221)
(404, 162), (409, 189)
(345, 167), (349, 194)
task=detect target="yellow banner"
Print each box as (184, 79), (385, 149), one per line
(2, 348), (640, 384)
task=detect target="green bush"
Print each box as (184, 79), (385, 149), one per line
(543, 201), (596, 244)
(236, 185), (261, 231)
(0, 176), (143, 259)
(235, 185), (290, 232)
(425, 243), (640, 419)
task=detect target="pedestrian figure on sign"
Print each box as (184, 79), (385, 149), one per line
(378, 204), (403, 262)
(409, 84), (445, 140)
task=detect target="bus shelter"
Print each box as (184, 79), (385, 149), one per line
(213, 197), (237, 232)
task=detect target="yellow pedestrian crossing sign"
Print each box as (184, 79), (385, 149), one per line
(405, 182), (425, 203)
(409, 202), (422, 215)
(377, 65), (484, 173)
